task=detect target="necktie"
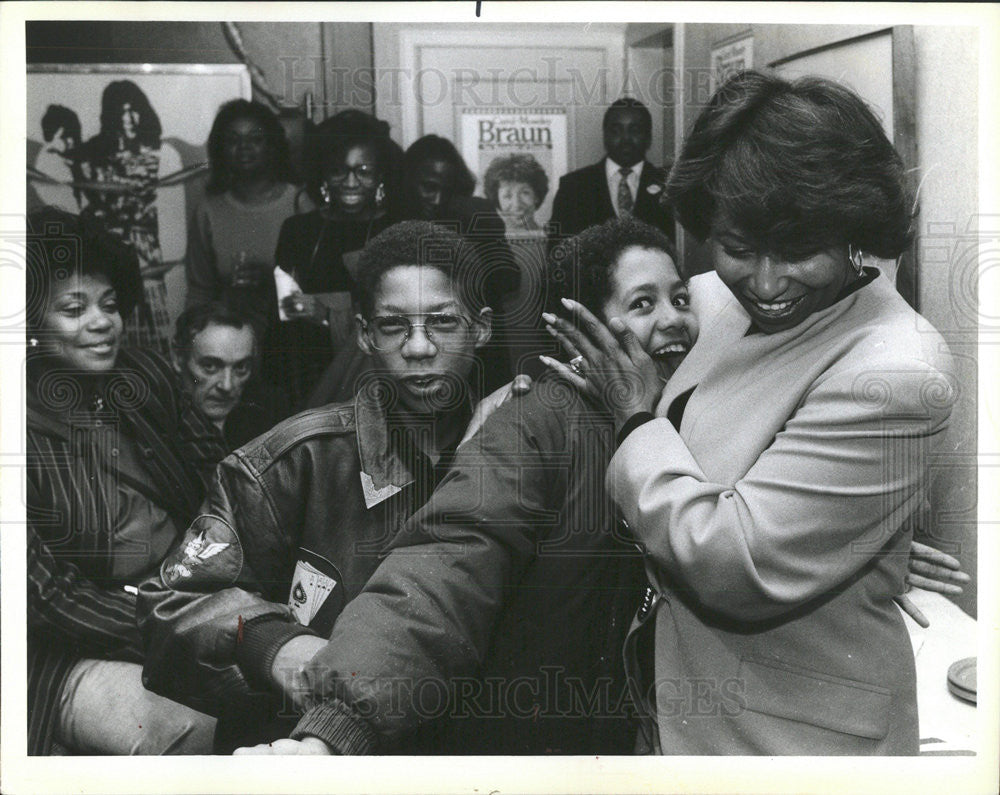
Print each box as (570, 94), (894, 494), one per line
(617, 167), (634, 215)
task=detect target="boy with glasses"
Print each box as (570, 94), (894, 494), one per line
(138, 221), (492, 748)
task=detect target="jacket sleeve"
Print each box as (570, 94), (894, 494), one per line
(28, 521), (144, 662)
(137, 455), (313, 713)
(607, 360), (956, 621)
(184, 200), (219, 309)
(287, 396), (562, 753)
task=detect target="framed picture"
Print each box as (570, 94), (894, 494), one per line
(709, 30), (754, 93)
(26, 63), (251, 329)
(769, 27), (919, 307)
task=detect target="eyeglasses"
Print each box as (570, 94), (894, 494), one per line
(364, 313), (473, 351)
(326, 164), (380, 185)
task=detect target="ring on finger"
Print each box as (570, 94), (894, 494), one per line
(569, 355), (586, 377)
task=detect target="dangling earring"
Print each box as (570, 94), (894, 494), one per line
(375, 182), (386, 210)
(319, 182), (331, 205)
(848, 244), (864, 277)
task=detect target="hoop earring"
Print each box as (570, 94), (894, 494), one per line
(848, 244), (864, 277)
(375, 182), (386, 210)
(319, 182), (331, 205)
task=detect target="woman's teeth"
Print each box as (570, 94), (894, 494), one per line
(750, 296), (803, 315)
(652, 343), (687, 356)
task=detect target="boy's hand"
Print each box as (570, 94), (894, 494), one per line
(233, 737), (332, 755)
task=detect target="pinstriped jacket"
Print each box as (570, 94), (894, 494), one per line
(26, 348), (226, 754)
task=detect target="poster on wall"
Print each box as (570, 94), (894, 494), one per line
(26, 63), (251, 332)
(710, 31), (754, 93)
(460, 106), (568, 231)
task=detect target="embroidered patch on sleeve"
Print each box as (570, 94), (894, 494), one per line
(160, 514), (244, 591)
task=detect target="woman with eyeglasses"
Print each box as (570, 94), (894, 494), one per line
(261, 110), (403, 410)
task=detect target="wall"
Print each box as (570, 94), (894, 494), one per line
(677, 23), (980, 616)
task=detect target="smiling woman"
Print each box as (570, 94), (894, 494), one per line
(543, 71), (956, 756)
(26, 208), (225, 756)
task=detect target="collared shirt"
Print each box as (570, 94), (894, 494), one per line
(605, 157), (644, 217)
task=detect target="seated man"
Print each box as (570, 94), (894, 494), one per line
(171, 302), (287, 449)
(138, 221), (494, 748)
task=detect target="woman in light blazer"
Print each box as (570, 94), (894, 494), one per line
(544, 70), (956, 755)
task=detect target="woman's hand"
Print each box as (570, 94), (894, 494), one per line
(894, 541), (970, 628)
(233, 737), (333, 755)
(541, 298), (663, 432)
(281, 292), (328, 325)
(460, 375), (533, 445)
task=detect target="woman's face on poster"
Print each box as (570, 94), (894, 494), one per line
(497, 180), (539, 219)
(120, 102), (140, 140)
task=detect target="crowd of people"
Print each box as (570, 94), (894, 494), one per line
(26, 70), (969, 757)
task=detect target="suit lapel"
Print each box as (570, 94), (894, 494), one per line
(634, 160), (665, 216)
(593, 159), (615, 222)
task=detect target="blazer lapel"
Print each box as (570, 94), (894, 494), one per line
(634, 160), (665, 216)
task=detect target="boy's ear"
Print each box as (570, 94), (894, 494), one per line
(356, 314), (374, 356)
(472, 306), (493, 349)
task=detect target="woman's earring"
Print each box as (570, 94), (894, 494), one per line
(319, 182), (331, 205)
(848, 244), (864, 276)
(28, 337), (39, 348)
(375, 182), (386, 210)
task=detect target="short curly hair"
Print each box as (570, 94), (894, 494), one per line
(482, 154), (549, 210)
(354, 220), (489, 319)
(666, 70), (913, 259)
(26, 207), (143, 338)
(304, 110), (404, 205)
(547, 215), (679, 320)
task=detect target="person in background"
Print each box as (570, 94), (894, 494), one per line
(262, 110), (401, 411)
(138, 221), (493, 751)
(185, 99), (309, 331)
(32, 104), (85, 212)
(544, 70), (956, 755)
(79, 79), (185, 355)
(548, 97), (673, 240)
(26, 208), (223, 755)
(307, 133), (519, 407)
(171, 301), (286, 450)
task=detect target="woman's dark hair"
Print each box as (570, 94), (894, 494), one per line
(304, 109), (403, 205)
(41, 104), (81, 145)
(354, 220), (487, 318)
(548, 215), (678, 319)
(26, 207), (143, 337)
(482, 154), (549, 210)
(403, 135), (477, 198)
(666, 70), (913, 259)
(205, 99), (295, 194)
(94, 80), (161, 153)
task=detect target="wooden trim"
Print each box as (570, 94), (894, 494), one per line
(891, 25), (919, 309)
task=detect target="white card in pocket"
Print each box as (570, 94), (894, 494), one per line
(288, 559), (338, 626)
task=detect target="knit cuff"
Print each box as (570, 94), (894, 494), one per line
(291, 700), (377, 755)
(234, 616), (316, 689)
(616, 411), (655, 448)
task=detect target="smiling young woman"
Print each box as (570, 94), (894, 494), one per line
(26, 208), (226, 756)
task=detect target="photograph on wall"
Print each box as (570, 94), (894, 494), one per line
(460, 106), (568, 231)
(26, 64), (250, 346)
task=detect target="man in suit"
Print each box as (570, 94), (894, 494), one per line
(549, 98), (673, 240)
